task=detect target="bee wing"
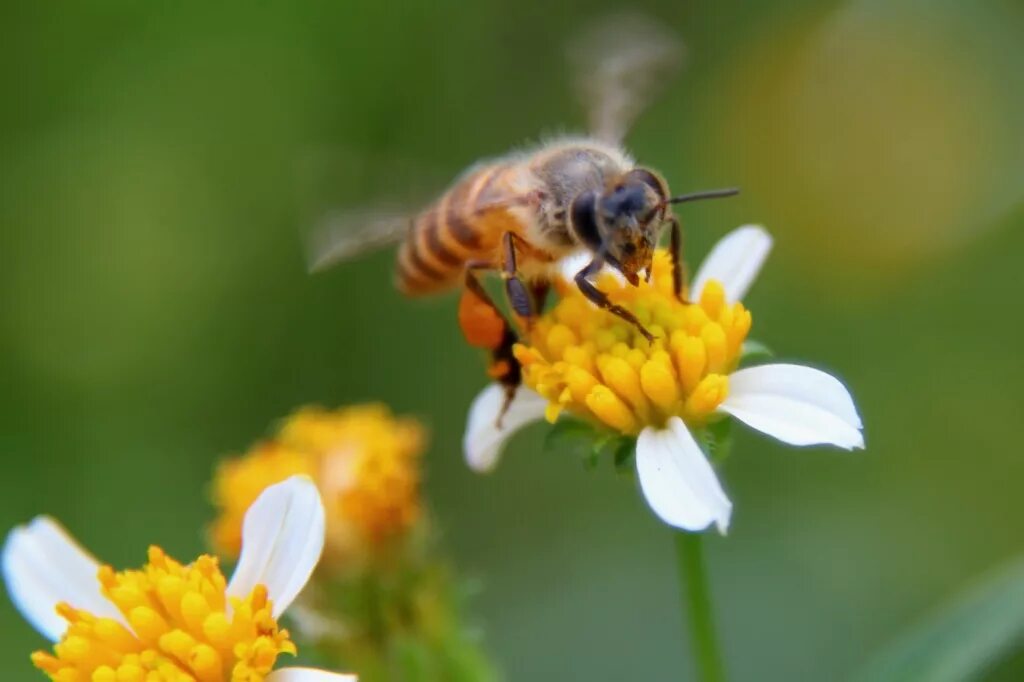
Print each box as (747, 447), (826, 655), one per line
(298, 146), (455, 274)
(569, 12), (685, 145)
(305, 205), (411, 273)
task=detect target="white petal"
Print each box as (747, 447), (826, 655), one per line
(2, 517), (123, 641)
(691, 225), (773, 303)
(720, 364), (865, 449)
(635, 418), (732, 533)
(226, 476), (325, 617)
(266, 669), (357, 682)
(556, 249), (624, 285)
(464, 383), (547, 473)
(557, 249), (591, 283)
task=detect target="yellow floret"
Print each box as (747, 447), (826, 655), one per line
(33, 549), (294, 681)
(517, 250), (751, 434)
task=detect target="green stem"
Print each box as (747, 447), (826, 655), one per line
(674, 532), (727, 682)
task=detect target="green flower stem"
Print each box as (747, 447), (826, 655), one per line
(674, 532), (727, 682)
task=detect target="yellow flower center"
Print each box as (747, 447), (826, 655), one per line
(212, 405), (424, 565)
(515, 250), (751, 434)
(32, 547), (294, 682)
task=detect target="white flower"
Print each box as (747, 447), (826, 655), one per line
(2, 476), (356, 682)
(265, 670), (357, 682)
(464, 225), (864, 534)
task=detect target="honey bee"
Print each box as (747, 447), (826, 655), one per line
(308, 14), (739, 416)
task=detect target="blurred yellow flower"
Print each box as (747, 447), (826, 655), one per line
(212, 405), (425, 566)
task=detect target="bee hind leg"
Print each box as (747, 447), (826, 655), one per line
(459, 261), (523, 427)
(491, 328), (522, 429)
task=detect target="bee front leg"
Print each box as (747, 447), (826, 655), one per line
(574, 257), (656, 343)
(668, 216), (691, 304)
(460, 261), (521, 427)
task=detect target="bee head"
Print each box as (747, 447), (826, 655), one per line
(595, 176), (665, 284)
(568, 168), (738, 287)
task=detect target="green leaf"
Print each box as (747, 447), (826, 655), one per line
(739, 339), (774, 367)
(851, 557), (1024, 682)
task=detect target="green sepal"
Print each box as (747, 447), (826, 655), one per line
(544, 418), (638, 473)
(739, 339), (774, 367)
(309, 549), (500, 682)
(544, 418), (599, 452)
(585, 432), (625, 472)
(392, 636), (433, 681)
(609, 436), (637, 475)
(544, 418), (603, 469)
(692, 417), (734, 465)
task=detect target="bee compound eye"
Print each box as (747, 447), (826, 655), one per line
(570, 190), (601, 248)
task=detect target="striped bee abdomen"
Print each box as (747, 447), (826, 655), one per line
(396, 162), (521, 295)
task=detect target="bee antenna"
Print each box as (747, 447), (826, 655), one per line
(665, 187), (740, 205)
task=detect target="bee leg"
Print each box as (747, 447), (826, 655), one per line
(501, 232), (536, 330)
(492, 327), (522, 429)
(668, 216), (693, 304)
(460, 262), (522, 427)
(531, 281), (551, 316)
(574, 258), (656, 342)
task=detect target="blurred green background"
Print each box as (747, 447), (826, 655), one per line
(2, 0), (1024, 679)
